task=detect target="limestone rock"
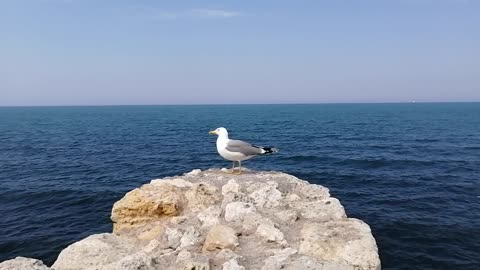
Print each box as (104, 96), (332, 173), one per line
(222, 179), (240, 195)
(0, 257), (51, 270)
(9, 169), (380, 270)
(223, 258), (245, 270)
(143, 239), (162, 253)
(136, 224), (165, 240)
(150, 177), (193, 188)
(170, 216), (188, 225)
(293, 198), (346, 222)
(197, 205), (222, 227)
(285, 193), (301, 203)
(274, 209), (298, 225)
(100, 251), (170, 270)
(176, 250), (192, 263)
(299, 219), (381, 270)
(240, 212), (262, 235)
(179, 226), (201, 249)
(186, 169), (202, 176)
(214, 249), (242, 262)
(261, 248), (297, 270)
(52, 233), (140, 270)
(296, 182), (330, 200)
(256, 221), (285, 243)
(203, 225), (239, 251)
(111, 184), (184, 233)
(283, 256), (354, 270)
(181, 255), (211, 270)
(224, 202), (256, 223)
(185, 182), (220, 211)
(248, 181), (282, 208)
(164, 227), (183, 249)
(221, 192), (249, 209)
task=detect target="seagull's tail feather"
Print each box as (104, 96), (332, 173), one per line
(261, 147), (278, 154)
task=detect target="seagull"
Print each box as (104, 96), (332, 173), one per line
(209, 127), (277, 174)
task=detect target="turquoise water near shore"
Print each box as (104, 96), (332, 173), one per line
(1, 103), (479, 269)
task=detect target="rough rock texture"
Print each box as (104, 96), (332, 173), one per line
(0, 257), (51, 270)
(4, 169), (381, 270)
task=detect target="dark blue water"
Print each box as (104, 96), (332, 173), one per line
(1, 104), (479, 269)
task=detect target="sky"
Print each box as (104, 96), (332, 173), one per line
(1, 0), (479, 106)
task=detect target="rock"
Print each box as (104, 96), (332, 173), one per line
(274, 209), (298, 225)
(293, 198), (346, 222)
(164, 227), (183, 249)
(214, 249), (241, 262)
(296, 182), (330, 200)
(224, 202), (256, 222)
(299, 219), (381, 270)
(170, 216), (188, 225)
(52, 233), (140, 270)
(197, 205), (222, 227)
(256, 221), (285, 243)
(186, 169), (202, 176)
(0, 257), (51, 270)
(181, 255), (211, 270)
(111, 184), (184, 233)
(137, 224), (165, 240)
(285, 193), (301, 203)
(143, 239), (161, 253)
(179, 226), (201, 249)
(185, 182), (220, 211)
(100, 251), (167, 270)
(222, 179), (241, 195)
(223, 258), (245, 270)
(176, 250), (192, 263)
(10, 169), (380, 270)
(283, 256), (354, 270)
(203, 225), (239, 251)
(221, 192), (249, 209)
(261, 248), (297, 270)
(150, 177), (193, 188)
(248, 181), (282, 208)
(241, 212), (262, 235)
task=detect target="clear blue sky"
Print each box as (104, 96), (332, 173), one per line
(1, 0), (479, 106)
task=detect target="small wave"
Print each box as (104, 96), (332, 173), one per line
(415, 138), (440, 143)
(333, 158), (437, 169)
(280, 155), (332, 162)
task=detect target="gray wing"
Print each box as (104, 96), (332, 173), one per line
(226, 139), (263, 156)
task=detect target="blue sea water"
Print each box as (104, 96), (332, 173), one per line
(0, 103), (479, 269)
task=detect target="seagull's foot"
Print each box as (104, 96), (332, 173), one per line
(225, 169), (241, 175)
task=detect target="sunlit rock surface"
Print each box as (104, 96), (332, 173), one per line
(2, 169), (380, 270)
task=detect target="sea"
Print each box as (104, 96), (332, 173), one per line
(0, 103), (479, 269)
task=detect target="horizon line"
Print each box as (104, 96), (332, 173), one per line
(1, 101), (479, 108)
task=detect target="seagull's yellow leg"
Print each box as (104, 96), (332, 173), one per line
(228, 161), (236, 174)
(235, 161), (242, 175)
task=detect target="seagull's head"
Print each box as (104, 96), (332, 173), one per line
(209, 127), (228, 137)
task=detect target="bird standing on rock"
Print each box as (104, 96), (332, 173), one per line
(209, 127), (278, 175)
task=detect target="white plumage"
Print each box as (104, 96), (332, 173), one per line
(209, 127), (277, 174)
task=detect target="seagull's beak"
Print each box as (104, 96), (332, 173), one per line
(209, 130), (217, 135)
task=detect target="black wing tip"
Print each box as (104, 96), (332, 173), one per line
(262, 147), (279, 154)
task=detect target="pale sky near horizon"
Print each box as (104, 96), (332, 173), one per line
(1, 0), (479, 106)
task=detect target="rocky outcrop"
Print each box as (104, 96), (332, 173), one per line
(0, 257), (50, 270)
(1, 169), (381, 270)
